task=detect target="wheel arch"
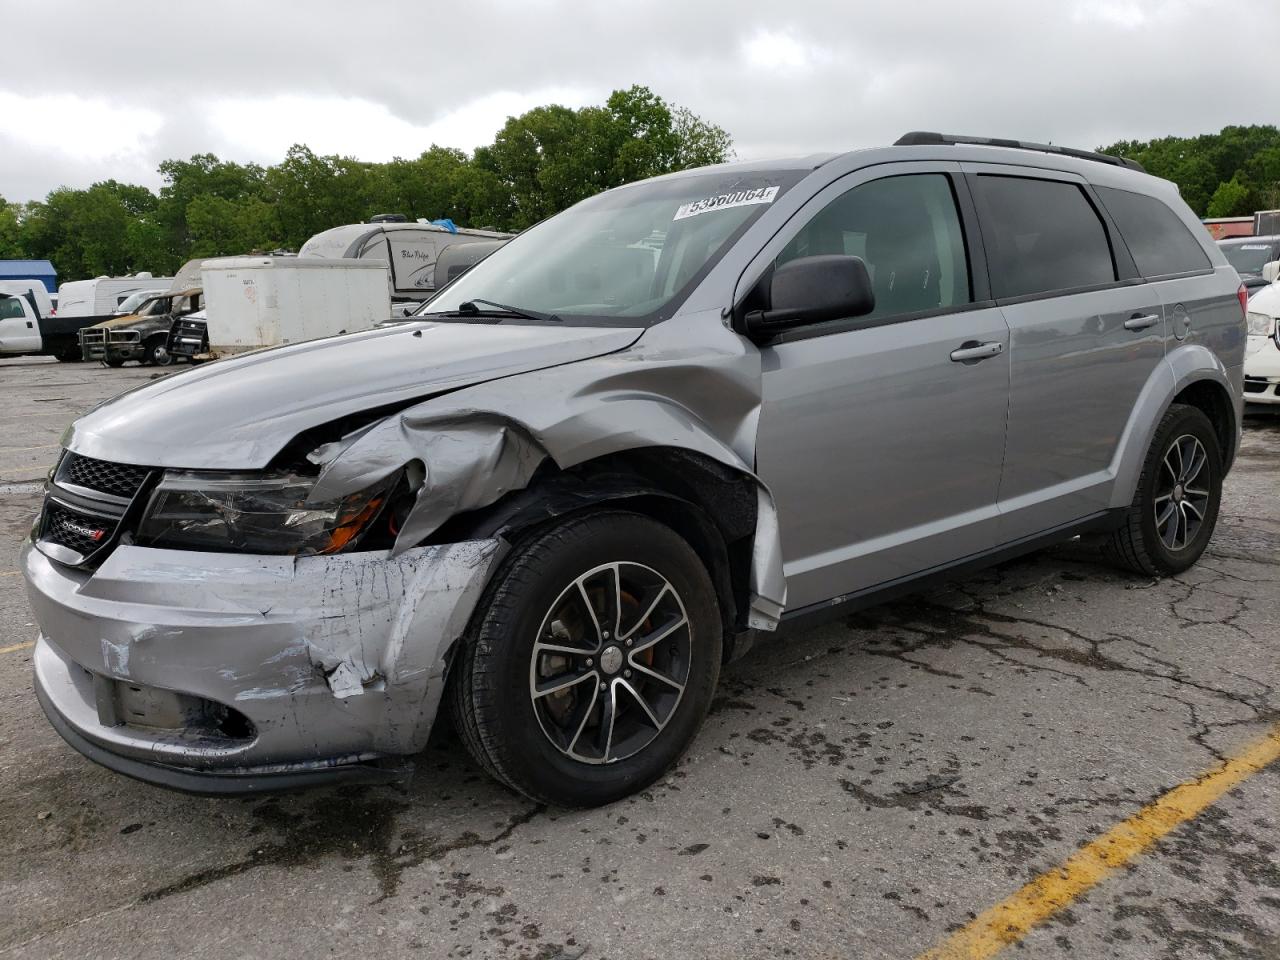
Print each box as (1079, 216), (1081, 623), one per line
(425, 446), (758, 661)
(1110, 347), (1239, 509)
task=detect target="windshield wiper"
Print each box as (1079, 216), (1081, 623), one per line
(458, 298), (562, 323)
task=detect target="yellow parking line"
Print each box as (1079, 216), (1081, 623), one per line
(0, 444), (59, 452)
(0, 570), (19, 576)
(0, 640), (35, 655)
(917, 723), (1280, 960)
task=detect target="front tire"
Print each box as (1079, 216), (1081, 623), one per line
(1104, 403), (1222, 576)
(450, 511), (722, 807)
(144, 336), (172, 366)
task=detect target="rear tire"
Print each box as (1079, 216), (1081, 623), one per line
(102, 357), (125, 368)
(449, 510), (722, 807)
(1104, 403), (1222, 576)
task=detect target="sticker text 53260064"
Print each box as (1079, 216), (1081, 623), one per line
(673, 186), (779, 221)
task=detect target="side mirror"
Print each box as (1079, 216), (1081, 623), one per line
(741, 255), (875, 337)
(1263, 261), (1280, 284)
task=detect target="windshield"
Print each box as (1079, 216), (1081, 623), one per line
(1221, 242), (1277, 275)
(116, 289), (162, 313)
(421, 168), (804, 324)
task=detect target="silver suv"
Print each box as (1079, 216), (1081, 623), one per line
(24, 133), (1246, 806)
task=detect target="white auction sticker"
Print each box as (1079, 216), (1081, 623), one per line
(673, 185), (779, 221)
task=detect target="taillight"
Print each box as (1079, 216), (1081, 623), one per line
(1237, 283), (1249, 320)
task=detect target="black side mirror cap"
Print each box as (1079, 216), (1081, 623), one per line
(740, 254), (875, 338)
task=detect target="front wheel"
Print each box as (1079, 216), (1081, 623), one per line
(144, 336), (172, 366)
(1104, 403), (1223, 576)
(450, 511), (722, 807)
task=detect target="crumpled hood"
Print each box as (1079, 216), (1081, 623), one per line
(65, 320), (643, 468)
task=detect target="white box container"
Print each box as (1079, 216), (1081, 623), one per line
(201, 257), (390, 354)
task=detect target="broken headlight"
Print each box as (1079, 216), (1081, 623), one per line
(136, 470), (394, 555)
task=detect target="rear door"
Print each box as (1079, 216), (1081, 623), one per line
(964, 165), (1165, 539)
(0, 295), (42, 353)
(1092, 185), (1228, 357)
(751, 163), (1011, 611)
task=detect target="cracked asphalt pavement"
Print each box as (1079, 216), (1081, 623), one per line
(1, 356), (1278, 959)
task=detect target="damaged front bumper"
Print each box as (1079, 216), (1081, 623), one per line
(23, 537), (504, 794)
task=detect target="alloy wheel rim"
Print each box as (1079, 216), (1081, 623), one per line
(1154, 433), (1210, 552)
(529, 561), (691, 765)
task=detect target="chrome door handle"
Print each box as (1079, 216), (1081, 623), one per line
(949, 340), (1004, 362)
(1124, 313), (1161, 331)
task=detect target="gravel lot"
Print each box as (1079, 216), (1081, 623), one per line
(1, 355), (1278, 960)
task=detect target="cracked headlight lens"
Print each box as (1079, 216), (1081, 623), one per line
(136, 470), (393, 555)
(1246, 311), (1276, 337)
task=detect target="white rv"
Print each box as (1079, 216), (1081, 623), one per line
(56, 274), (174, 319)
(300, 221), (510, 304)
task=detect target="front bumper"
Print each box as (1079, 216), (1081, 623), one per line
(1244, 335), (1280, 405)
(23, 537), (504, 793)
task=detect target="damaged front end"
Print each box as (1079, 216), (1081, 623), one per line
(28, 300), (789, 794)
(26, 443), (508, 793)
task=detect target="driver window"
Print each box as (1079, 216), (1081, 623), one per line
(778, 173), (972, 321)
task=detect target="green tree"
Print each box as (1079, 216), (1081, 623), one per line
(0, 196), (24, 259)
(1206, 177), (1254, 218)
(17, 86), (734, 280)
(1100, 125), (1280, 217)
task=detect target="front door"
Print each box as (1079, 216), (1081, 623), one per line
(752, 165), (1011, 612)
(0, 295), (41, 353)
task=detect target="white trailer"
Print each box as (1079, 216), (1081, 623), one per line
(190, 257), (390, 357)
(56, 274), (173, 318)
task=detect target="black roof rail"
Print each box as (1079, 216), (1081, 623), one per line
(894, 131), (1145, 173)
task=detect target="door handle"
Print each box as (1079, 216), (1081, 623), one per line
(949, 340), (1004, 362)
(1124, 313), (1161, 331)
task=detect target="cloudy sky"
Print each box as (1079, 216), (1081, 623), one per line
(3, 0), (1276, 203)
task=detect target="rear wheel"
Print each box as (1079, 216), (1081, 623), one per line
(1104, 403), (1222, 576)
(102, 357), (125, 368)
(450, 511), (722, 807)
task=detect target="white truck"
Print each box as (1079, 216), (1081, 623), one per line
(168, 257), (390, 360)
(0, 280), (79, 361)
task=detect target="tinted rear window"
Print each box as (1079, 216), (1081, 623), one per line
(1096, 186), (1210, 278)
(974, 175), (1116, 299)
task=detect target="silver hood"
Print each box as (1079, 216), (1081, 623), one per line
(64, 321), (643, 468)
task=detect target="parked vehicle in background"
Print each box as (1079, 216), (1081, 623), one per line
(56, 274), (171, 319)
(383, 239), (511, 321)
(0, 259), (57, 296)
(113, 288), (168, 316)
(1242, 280), (1280, 404)
(79, 289), (202, 366)
(0, 281), (79, 361)
(0, 279), (55, 319)
(300, 220), (511, 308)
(1217, 236), (1280, 293)
(24, 133), (1245, 806)
(168, 257), (388, 360)
(1203, 217), (1254, 241)
(0, 292), (45, 357)
(1254, 210), (1280, 235)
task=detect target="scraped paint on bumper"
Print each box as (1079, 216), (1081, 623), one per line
(23, 538), (504, 791)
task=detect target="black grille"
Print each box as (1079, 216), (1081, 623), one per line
(168, 316), (207, 357)
(58, 452), (149, 499)
(42, 500), (115, 557)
